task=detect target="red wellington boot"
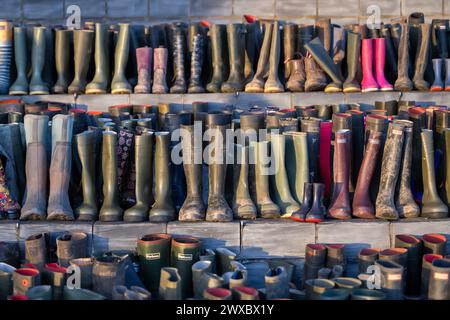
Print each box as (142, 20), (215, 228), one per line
(374, 38), (393, 91)
(361, 39), (379, 92)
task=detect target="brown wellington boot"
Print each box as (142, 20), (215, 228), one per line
(152, 47), (168, 93)
(352, 131), (383, 218)
(375, 122), (405, 220)
(328, 129), (352, 219)
(304, 55), (327, 92)
(179, 124), (205, 221)
(264, 21), (284, 93)
(56, 232), (87, 267)
(286, 57), (306, 92)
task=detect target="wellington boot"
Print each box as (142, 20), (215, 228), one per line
(252, 140), (280, 218)
(159, 267), (182, 300)
(431, 59), (444, 91)
(421, 254), (444, 297)
(265, 266), (289, 299)
(74, 131), (98, 221)
(221, 24), (245, 92)
(408, 107), (426, 195)
(428, 258), (450, 300)
(69, 258), (93, 289)
(63, 287), (105, 300)
(170, 28), (187, 93)
(283, 23), (297, 79)
(227, 269), (248, 289)
(245, 23), (272, 93)
(305, 279), (335, 300)
(0, 242), (19, 267)
(298, 25), (314, 56)
(47, 115), (74, 221)
(21, 115), (49, 220)
(92, 256), (125, 299)
(328, 130), (351, 219)
(374, 38), (393, 91)
(393, 120), (420, 218)
(232, 286), (259, 300)
(29, 27), (49, 95)
(318, 288), (350, 300)
(270, 133), (300, 217)
(305, 37), (343, 92)
(134, 47), (152, 93)
(343, 32), (361, 93)
(445, 59), (450, 90)
(303, 244), (327, 284)
(52, 29), (72, 94)
(394, 234), (423, 297)
(304, 56), (327, 91)
(24, 233), (47, 270)
(124, 132), (154, 222)
(86, 23), (110, 94)
(316, 19), (332, 54)
(192, 260), (213, 299)
(149, 132), (175, 222)
(56, 232), (87, 267)
(243, 16), (260, 82)
(188, 34), (205, 93)
(423, 233), (447, 255)
(207, 24), (228, 92)
(12, 268), (40, 296)
(68, 29), (94, 94)
(111, 24), (131, 94)
(171, 237), (201, 299)
(137, 233), (171, 296)
(394, 24), (413, 91)
(421, 129), (448, 218)
(264, 21), (284, 93)
(286, 58), (306, 92)
(347, 110), (365, 192)
(301, 118), (321, 183)
(152, 47), (168, 93)
(304, 183), (326, 223)
(326, 244), (346, 270)
(99, 131), (123, 222)
(0, 263), (15, 299)
(42, 263), (66, 300)
(375, 259), (404, 300)
(381, 24), (398, 84)
(353, 131), (383, 218)
(26, 285), (52, 300)
(361, 39), (379, 92)
(358, 248), (380, 274)
(375, 123), (404, 220)
(412, 24), (431, 91)
(232, 144), (256, 219)
(9, 27), (29, 95)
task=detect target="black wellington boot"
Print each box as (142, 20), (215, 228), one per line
(170, 27), (187, 93)
(394, 23), (413, 91)
(412, 24), (432, 91)
(206, 24), (228, 92)
(221, 24), (245, 92)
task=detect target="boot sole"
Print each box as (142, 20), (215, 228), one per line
(9, 90), (28, 95)
(290, 216), (305, 222)
(361, 88), (379, 93)
(29, 91), (49, 95)
(343, 88), (361, 93)
(380, 88), (393, 91)
(431, 87), (443, 91)
(85, 88), (107, 94)
(111, 89), (132, 94)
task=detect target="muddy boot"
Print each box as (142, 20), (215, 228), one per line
(9, 27), (29, 95)
(328, 129), (351, 219)
(21, 115), (49, 220)
(86, 23), (110, 94)
(171, 237), (201, 299)
(133, 47), (152, 93)
(52, 29), (72, 94)
(252, 140), (280, 218)
(56, 231), (87, 268)
(375, 259), (404, 300)
(24, 233), (47, 270)
(29, 27), (49, 95)
(270, 133), (300, 217)
(305, 37), (343, 92)
(151, 47), (168, 93)
(412, 24), (431, 91)
(68, 29), (94, 94)
(149, 132), (175, 222)
(188, 34), (205, 93)
(221, 24), (245, 92)
(47, 115), (74, 221)
(421, 129), (448, 218)
(124, 132), (154, 222)
(343, 32), (361, 93)
(232, 144), (256, 220)
(304, 55), (327, 91)
(179, 124), (205, 221)
(245, 23), (272, 93)
(170, 29), (187, 93)
(137, 233), (171, 296)
(111, 24), (131, 94)
(286, 58), (306, 92)
(207, 24), (228, 92)
(264, 21), (284, 93)
(265, 266), (289, 299)
(394, 24), (413, 91)
(99, 131), (123, 222)
(393, 120), (420, 218)
(353, 131), (383, 218)
(12, 268), (40, 296)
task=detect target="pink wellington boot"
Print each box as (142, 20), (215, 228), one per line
(361, 39), (379, 92)
(374, 38), (393, 91)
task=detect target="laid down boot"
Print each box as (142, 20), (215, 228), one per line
(412, 23), (432, 91)
(134, 47), (152, 93)
(152, 47), (168, 93)
(343, 31), (361, 93)
(68, 29), (94, 94)
(374, 38), (394, 91)
(47, 115), (74, 221)
(188, 34), (205, 93)
(394, 23), (413, 91)
(221, 24), (245, 92)
(264, 21), (284, 93)
(304, 55), (327, 91)
(179, 125), (206, 221)
(52, 29), (72, 94)
(431, 59), (444, 91)
(9, 27), (29, 95)
(149, 132), (175, 222)
(111, 24), (131, 94)
(124, 132), (154, 222)
(207, 24), (228, 92)
(375, 122), (405, 220)
(170, 28), (187, 93)
(86, 23), (110, 94)
(21, 115), (49, 220)
(29, 27), (49, 95)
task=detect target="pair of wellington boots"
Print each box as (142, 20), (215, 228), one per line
(20, 114), (74, 221)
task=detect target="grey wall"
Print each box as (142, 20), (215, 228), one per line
(2, 0), (450, 26)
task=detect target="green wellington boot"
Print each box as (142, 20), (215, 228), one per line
(421, 129), (448, 218)
(412, 23), (431, 91)
(29, 27), (49, 95)
(25, 285), (52, 300)
(52, 29), (72, 94)
(171, 237), (201, 299)
(245, 23), (273, 93)
(264, 21), (284, 93)
(206, 24), (228, 93)
(343, 32), (361, 93)
(68, 29), (94, 94)
(86, 23), (110, 94)
(0, 263), (15, 299)
(221, 24), (245, 92)
(270, 133), (301, 217)
(99, 131), (123, 222)
(159, 267), (182, 300)
(9, 27), (29, 95)
(75, 131), (98, 221)
(111, 23), (132, 94)
(179, 124), (206, 221)
(124, 132), (154, 222)
(252, 140), (280, 218)
(149, 132), (175, 222)
(92, 256), (125, 299)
